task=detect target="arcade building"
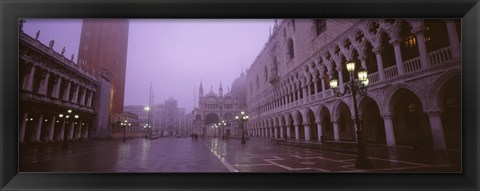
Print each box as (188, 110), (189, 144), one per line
(245, 19), (460, 151)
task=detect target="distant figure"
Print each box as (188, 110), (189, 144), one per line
(49, 39), (55, 49)
(71, 54), (75, 61)
(35, 30), (40, 40)
(61, 47), (65, 55)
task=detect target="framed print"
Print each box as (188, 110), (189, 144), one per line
(1, 0), (479, 190)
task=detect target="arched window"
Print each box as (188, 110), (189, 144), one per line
(287, 38), (295, 59)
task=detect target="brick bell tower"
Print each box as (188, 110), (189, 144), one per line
(77, 19), (129, 114)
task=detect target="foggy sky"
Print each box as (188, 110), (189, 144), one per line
(23, 19), (274, 113)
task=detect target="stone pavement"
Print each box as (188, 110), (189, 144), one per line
(20, 136), (461, 172)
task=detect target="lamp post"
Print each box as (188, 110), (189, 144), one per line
(218, 120), (226, 140)
(122, 119), (129, 142)
(144, 106), (150, 139)
(235, 111), (249, 144)
(213, 124), (218, 138)
(330, 60), (371, 169)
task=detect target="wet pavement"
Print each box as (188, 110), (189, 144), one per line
(20, 137), (461, 172)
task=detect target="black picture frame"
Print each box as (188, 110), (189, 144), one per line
(1, 0), (479, 190)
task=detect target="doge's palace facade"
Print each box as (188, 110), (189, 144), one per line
(245, 19), (461, 150)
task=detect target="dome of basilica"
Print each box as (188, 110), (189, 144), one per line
(230, 71), (247, 109)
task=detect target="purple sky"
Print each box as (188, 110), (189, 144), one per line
(23, 19), (274, 112)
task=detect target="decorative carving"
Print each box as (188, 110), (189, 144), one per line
(343, 38), (352, 51)
(334, 46), (341, 57)
(61, 47), (65, 55)
(368, 21), (380, 36)
(354, 30), (365, 44)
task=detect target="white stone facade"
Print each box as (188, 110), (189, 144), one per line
(245, 19), (461, 150)
(19, 31), (108, 143)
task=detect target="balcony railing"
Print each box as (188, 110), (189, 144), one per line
(403, 57), (422, 73)
(429, 47), (452, 67)
(384, 65), (398, 79)
(368, 72), (380, 84)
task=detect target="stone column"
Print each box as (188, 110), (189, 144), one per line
(47, 115), (56, 141)
(72, 84), (80, 103)
(427, 110), (447, 150)
(382, 113), (396, 146)
(34, 114), (44, 142)
(412, 25), (430, 69)
(305, 83), (311, 98)
(280, 126), (284, 139)
(316, 121), (323, 142)
(313, 79), (319, 94)
(445, 20), (461, 59)
(321, 78), (326, 96)
(77, 122), (83, 140)
(374, 47), (386, 80)
(39, 72), (50, 95)
(303, 123), (311, 141)
(274, 127), (278, 138)
(20, 113), (28, 143)
(25, 65), (36, 91)
(63, 81), (71, 101)
(296, 87), (301, 101)
(359, 56), (367, 69)
(53, 77), (62, 98)
(294, 124), (300, 140)
(87, 91), (94, 107)
(80, 87), (87, 105)
(332, 120), (340, 141)
(83, 123), (89, 139)
(58, 118), (66, 141)
(337, 69), (344, 87)
(390, 38), (405, 75)
(68, 121), (75, 140)
(286, 125), (291, 139)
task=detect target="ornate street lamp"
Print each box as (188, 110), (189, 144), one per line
(235, 111), (249, 144)
(330, 60), (371, 169)
(218, 120), (227, 140)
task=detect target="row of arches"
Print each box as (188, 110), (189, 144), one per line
(247, 73), (460, 150)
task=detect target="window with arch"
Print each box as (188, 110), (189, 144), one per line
(287, 38), (295, 59)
